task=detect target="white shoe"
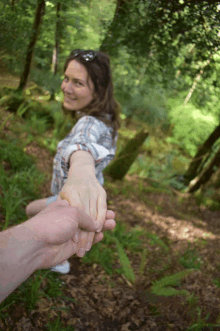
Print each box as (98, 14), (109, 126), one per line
(50, 260), (70, 274)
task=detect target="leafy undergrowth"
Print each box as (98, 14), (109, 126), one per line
(1, 106), (220, 330)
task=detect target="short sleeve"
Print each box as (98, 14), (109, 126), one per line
(61, 116), (114, 168)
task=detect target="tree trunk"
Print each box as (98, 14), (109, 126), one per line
(99, 0), (129, 55)
(51, 2), (61, 75)
(187, 145), (220, 193)
(183, 48), (217, 107)
(183, 67), (205, 106)
(104, 128), (149, 180)
(184, 124), (220, 184)
(10, 0), (16, 9)
(50, 2), (61, 100)
(17, 0), (45, 91)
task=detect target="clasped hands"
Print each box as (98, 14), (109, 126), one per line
(59, 168), (109, 258)
(31, 199), (115, 269)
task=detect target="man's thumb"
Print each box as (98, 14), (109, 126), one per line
(75, 208), (99, 232)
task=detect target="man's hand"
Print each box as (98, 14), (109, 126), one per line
(30, 200), (115, 269)
(0, 201), (115, 303)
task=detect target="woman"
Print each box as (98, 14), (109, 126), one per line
(26, 49), (120, 274)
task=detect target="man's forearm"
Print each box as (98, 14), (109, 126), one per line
(0, 222), (40, 303)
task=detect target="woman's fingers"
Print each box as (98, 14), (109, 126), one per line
(96, 192), (107, 232)
(89, 194), (97, 223)
(85, 232), (95, 252)
(75, 230), (95, 257)
(60, 191), (71, 203)
(106, 210), (115, 219)
(102, 219), (116, 232)
(93, 232), (104, 244)
(92, 220), (116, 245)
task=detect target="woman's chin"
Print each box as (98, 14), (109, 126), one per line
(62, 103), (77, 112)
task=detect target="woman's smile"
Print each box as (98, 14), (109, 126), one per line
(64, 95), (77, 101)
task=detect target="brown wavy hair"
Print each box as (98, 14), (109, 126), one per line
(63, 50), (120, 139)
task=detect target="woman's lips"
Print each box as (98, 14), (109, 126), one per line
(64, 95), (77, 101)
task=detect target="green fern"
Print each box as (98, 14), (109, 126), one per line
(146, 232), (169, 252)
(114, 238), (135, 283)
(152, 287), (189, 297)
(139, 249), (148, 276)
(151, 269), (195, 297)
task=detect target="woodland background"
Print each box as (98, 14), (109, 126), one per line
(1, 1), (220, 330)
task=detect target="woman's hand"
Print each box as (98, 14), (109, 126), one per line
(60, 169), (107, 257)
(59, 151), (107, 257)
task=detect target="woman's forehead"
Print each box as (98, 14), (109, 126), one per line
(65, 60), (88, 81)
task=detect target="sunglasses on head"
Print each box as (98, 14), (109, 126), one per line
(70, 49), (97, 61)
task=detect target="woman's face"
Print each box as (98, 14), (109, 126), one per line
(61, 60), (94, 111)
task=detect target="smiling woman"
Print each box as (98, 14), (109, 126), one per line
(26, 49), (120, 274)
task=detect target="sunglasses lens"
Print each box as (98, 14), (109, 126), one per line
(70, 50), (97, 61)
(83, 51), (95, 61)
(70, 49), (81, 57)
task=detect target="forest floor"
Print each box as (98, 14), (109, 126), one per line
(1, 71), (220, 331)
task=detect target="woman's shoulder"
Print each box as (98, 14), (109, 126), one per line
(75, 115), (113, 132)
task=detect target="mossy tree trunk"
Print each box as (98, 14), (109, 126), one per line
(104, 128), (149, 180)
(50, 2), (61, 100)
(99, 0), (129, 55)
(17, 0), (45, 92)
(184, 124), (220, 185)
(187, 145), (220, 193)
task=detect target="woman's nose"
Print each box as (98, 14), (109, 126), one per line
(63, 81), (74, 93)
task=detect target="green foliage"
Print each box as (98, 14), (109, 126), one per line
(30, 69), (62, 95)
(114, 237), (135, 283)
(0, 138), (34, 171)
(45, 313), (75, 331)
(186, 293), (199, 307)
(0, 292), (20, 319)
(166, 100), (218, 157)
(82, 242), (114, 275)
(42, 273), (64, 299)
(178, 249), (203, 269)
(0, 1), (36, 72)
(82, 223), (143, 280)
(186, 307), (220, 331)
(194, 189), (220, 211)
(0, 166), (28, 229)
(213, 278), (220, 289)
(0, 92), (25, 112)
(18, 270), (50, 312)
(116, 82), (169, 130)
(146, 233), (169, 252)
(127, 139), (189, 191)
(139, 249), (148, 276)
(49, 101), (75, 141)
(151, 269), (195, 297)
(113, 223), (143, 252)
(0, 139), (45, 229)
(22, 100), (55, 126)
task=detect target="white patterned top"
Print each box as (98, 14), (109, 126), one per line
(51, 115), (118, 195)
